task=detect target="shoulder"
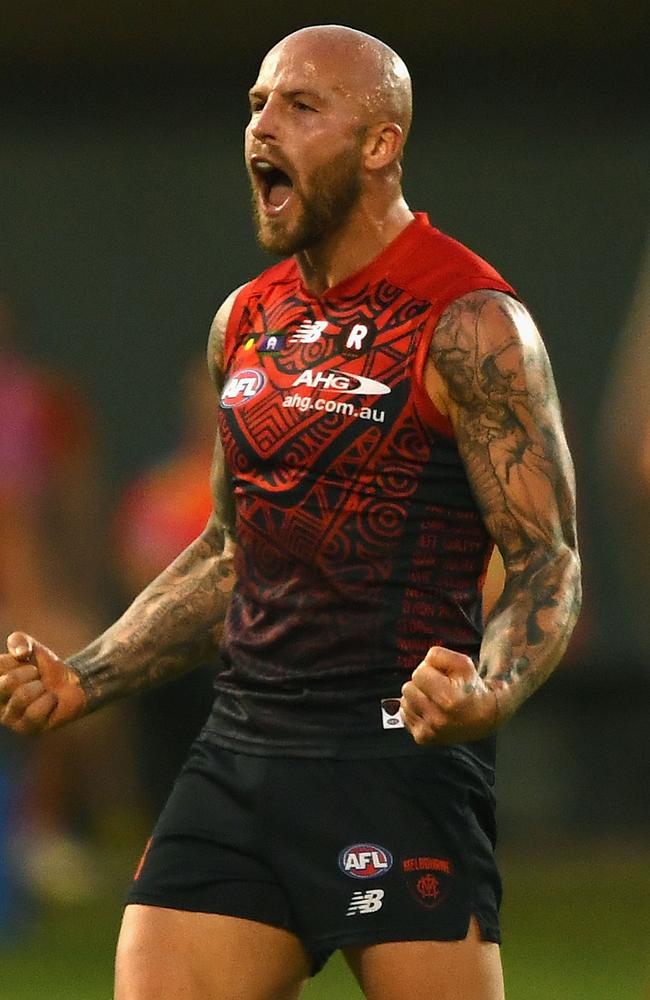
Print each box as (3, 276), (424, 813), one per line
(388, 216), (516, 304)
(434, 289), (543, 360)
(429, 288), (552, 415)
(207, 259), (299, 375)
(206, 285), (248, 387)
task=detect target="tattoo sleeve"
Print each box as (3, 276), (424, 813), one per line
(430, 290), (582, 720)
(67, 288), (243, 712)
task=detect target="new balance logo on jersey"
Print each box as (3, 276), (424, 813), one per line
(346, 889), (385, 916)
(292, 369), (390, 395)
(290, 320), (328, 343)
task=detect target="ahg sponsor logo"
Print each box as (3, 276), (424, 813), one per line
(292, 369), (390, 396)
(339, 844), (393, 879)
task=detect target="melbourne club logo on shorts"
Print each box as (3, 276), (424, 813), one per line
(339, 843), (393, 879)
(402, 855), (454, 909)
(346, 889), (385, 916)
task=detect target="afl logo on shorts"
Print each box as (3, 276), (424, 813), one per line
(339, 844), (393, 879)
(221, 368), (266, 408)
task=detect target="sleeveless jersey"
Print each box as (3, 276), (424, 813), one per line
(202, 213), (515, 765)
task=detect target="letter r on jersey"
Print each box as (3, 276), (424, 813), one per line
(346, 324), (369, 350)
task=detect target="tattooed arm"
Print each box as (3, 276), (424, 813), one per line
(401, 290), (581, 744)
(0, 288), (242, 734)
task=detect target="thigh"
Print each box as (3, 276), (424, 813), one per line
(115, 903), (310, 1000)
(344, 917), (504, 1000)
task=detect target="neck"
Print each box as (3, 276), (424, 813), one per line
(295, 194), (414, 296)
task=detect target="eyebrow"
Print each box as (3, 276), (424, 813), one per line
(248, 87), (325, 104)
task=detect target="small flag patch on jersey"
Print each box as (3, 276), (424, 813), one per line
(257, 332), (286, 353)
(381, 698), (404, 729)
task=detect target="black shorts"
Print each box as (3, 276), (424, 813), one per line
(127, 740), (501, 975)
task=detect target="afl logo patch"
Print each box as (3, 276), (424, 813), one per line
(339, 844), (393, 879)
(221, 368), (266, 407)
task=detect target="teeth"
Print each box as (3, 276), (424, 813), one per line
(255, 160), (274, 172)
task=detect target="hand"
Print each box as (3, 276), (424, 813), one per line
(0, 632), (86, 735)
(400, 645), (499, 745)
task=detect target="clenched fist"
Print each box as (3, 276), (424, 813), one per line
(400, 645), (500, 745)
(0, 632), (86, 735)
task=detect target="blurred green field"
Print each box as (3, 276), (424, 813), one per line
(1, 844), (649, 1000)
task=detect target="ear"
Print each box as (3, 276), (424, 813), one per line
(362, 122), (404, 171)
(363, 122), (404, 170)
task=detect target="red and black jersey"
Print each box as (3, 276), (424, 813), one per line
(203, 214), (515, 763)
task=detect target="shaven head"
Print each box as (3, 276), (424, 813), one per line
(266, 25), (412, 150)
(247, 25), (412, 258)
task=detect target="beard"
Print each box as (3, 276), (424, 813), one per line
(251, 140), (364, 257)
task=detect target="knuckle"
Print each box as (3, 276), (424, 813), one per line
(13, 716), (33, 736)
(1, 706), (18, 729)
(13, 682), (41, 711)
(11, 688), (30, 710)
(0, 674), (15, 698)
(413, 724), (433, 745)
(24, 701), (45, 724)
(461, 655), (477, 676)
(25, 694), (55, 726)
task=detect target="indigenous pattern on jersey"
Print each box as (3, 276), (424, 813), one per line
(204, 214), (515, 761)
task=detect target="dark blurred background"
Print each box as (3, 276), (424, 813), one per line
(1, 5), (650, 992)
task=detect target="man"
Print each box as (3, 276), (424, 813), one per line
(0, 24), (581, 1000)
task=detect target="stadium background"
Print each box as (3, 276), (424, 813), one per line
(1, 3), (649, 997)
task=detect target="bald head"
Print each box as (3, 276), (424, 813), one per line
(265, 25), (412, 145)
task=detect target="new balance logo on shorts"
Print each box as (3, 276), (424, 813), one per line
(346, 889), (385, 916)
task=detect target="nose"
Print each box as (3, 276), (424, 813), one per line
(250, 95), (281, 143)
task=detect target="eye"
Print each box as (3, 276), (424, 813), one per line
(248, 92), (266, 114)
(293, 100), (316, 113)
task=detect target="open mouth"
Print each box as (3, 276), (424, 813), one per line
(252, 158), (294, 214)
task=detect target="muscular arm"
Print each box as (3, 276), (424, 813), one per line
(67, 290), (242, 714)
(430, 289), (581, 721)
(401, 289), (581, 745)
